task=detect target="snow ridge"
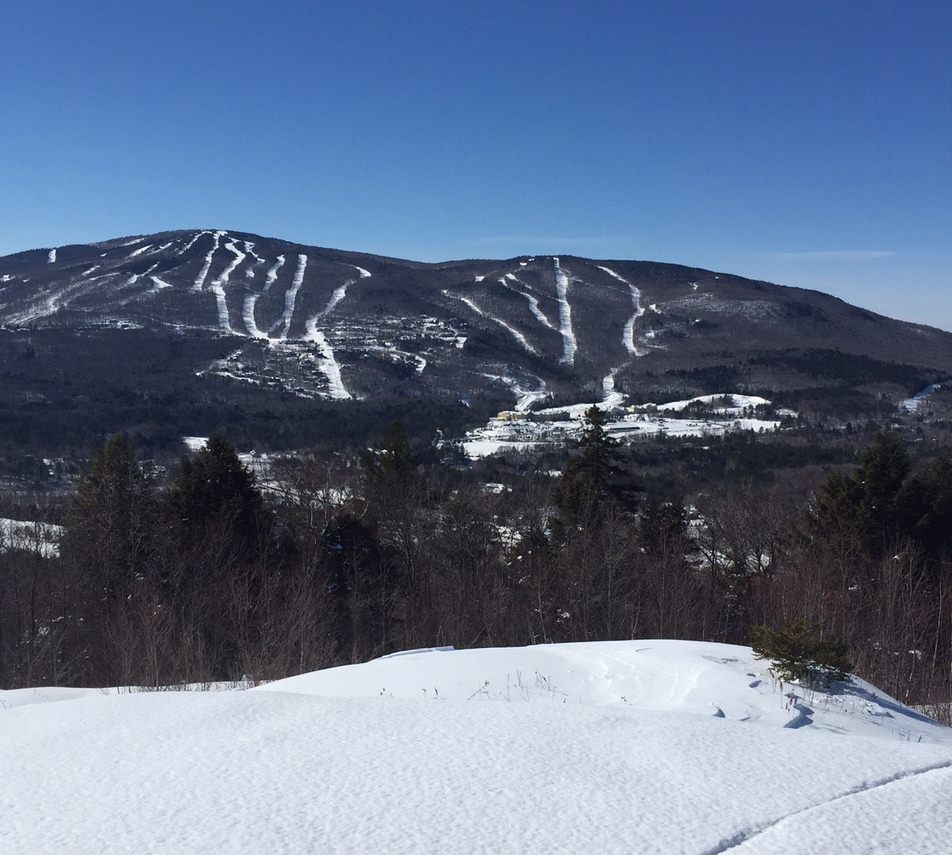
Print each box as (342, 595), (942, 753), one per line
(192, 230), (225, 292)
(553, 258), (576, 364)
(597, 265), (644, 357)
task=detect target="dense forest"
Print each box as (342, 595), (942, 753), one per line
(1, 417), (950, 722)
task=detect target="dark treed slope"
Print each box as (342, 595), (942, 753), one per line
(1, 229), (950, 454)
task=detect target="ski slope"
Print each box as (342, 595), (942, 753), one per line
(274, 254), (307, 340)
(596, 264), (645, 356)
(553, 257), (577, 364)
(192, 230), (224, 292)
(209, 240), (247, 334)
(447, 292), (538, 355)
(500, 273), (558, 331)
(902, 382), (944, 412)
(2, 640), (948, 855)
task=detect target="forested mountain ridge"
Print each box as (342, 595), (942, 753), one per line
(1, 229), (950, 457)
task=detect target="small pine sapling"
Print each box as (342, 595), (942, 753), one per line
(750, 622), (853, 689)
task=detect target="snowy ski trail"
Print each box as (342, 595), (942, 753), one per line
(263, 255), (286, 292)
(242, 241), (265, 278)
(128, 244), (153, 258)
(514, 378), (547, 412)
(300, 263), (371, 399)
(601, 369), (625, 408)
(81, 265), (99, 277)
(124, 263), (159, 288)
(243, 255), (286, 338)
(304, 327), (352, 400)
(178, 230), (212, 256)
(902, 382), (945, 412)
(553, 257), (576, 364)
(192, 230), (224, 292)
(47, 249), (56, 263)
(243, 296), (267, 339)
(273, 254), (307, 340)
(448, 293), (538, 355)
(500, 273), (558, 331)
(210, 240), (247, 334)
(148, 276), (174, 295)
(596, 264), (644, 356)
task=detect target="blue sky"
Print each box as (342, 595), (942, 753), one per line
(2, 1), (950, 328)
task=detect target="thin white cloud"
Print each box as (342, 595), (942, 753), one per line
(758, 250), (897, 262)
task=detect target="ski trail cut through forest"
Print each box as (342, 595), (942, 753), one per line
(272, 254), (307, 340)
(596, 264), (644, 357)
(500, 273), (558, 331)
(210, 240), (247, 334)
(553, 257), (576, 364)
(447, 292), (538, 356)
(193, 230), (224, 293)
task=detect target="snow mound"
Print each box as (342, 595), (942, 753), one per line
(3, 640), (951, 854)
(259, 640), (949, 744)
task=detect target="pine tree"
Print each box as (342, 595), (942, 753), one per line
(554, 406), (632, 537)
(751, 622), (852, 688)
(168, 434), (265, 550)
(812, 431), (909, 556)
(639, 494), (688, 554)
(63, 434), (154, 599)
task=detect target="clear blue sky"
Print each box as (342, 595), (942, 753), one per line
(2, 1), (950, 328)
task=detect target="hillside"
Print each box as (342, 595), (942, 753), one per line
(2, 640), (949, 854)
(1, 229), (950, 457)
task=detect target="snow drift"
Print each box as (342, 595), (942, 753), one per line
(2, 640), (950, 854)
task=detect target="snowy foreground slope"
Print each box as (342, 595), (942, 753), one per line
(2, 641), (951, 855)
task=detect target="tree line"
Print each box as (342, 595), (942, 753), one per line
(1, 415), (950, 721)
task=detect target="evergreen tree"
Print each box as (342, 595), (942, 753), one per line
(854, 431), (909, 554)
(63, 434), (154, 599)
(554, 406), (633, 536)
(751, 622), (852, 688)
(639, 494), (688, 554)
(168, 434), (265, 549)
(812, 431), (909, 556)
(320, 513), (384, 660)
(894, 451), (952, 564)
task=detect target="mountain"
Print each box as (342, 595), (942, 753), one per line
(1, 229), (949, 455)
(3, 640), (950, 854)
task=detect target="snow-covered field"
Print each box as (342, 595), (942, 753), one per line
(902, 382), (944, 412)
(2, 640), (949, 854)
(462, 390), (782, 459)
